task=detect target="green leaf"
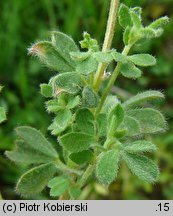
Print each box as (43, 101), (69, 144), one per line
(118, 4), (131, 28)
(101, 95), (120, 114)
(40, 84), (53, 98)
(69, 150), (93, 165)
(48, 176), (69, 197)
(127, 108), (166, 134)
(5, 140), (55, 165)
(16, 163), (56, 196)
(46, 99), (63, 113)
(121, 62), (142, 79)
(70, 51), (91, 61)
(80, 32), (99, 51)
(53, 72), (82, 94)
(16, 126), (58, 158)
(69, 186), (81, 200)
(111, 50), (127, 63)
(142, 27), (164, 39)
(123, 140), (157, 153)
(75, 108), (95, 135)
(108, 104), (124, 129)
(66, 95), (80, 109)
(0, 107), (6, 123)
(82, 86), (99, 108)
(48, 110), (72, 135)
(123, 90), (164, 108)
(130, 10), (142, 29)
(148, 16), (169, 29)
(128, 54), (156, 67)
(51, 31), (79, 67)
(28, 41), (74, 72)
(59, 132), (95, 153)
(96, 150), (120, 185)
(76, 56), (98, 75)
(96, 113), (107, 137)
(123, 26), (131, 45)
(93, 52), (113, 64)
(122, 152), (159, 182)
(114, 129), (127, 138)
(119, 116), (141, 137)
(132, 7), (142, 18)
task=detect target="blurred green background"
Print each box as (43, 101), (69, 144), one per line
(0, 0), (172, 200)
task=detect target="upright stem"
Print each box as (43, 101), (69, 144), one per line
(95, 45), (131, 115)
(94, 0), (120, 91)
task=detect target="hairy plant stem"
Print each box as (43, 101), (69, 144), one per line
(78, 165), (94, 188)
(94, 0), (119, 91)
(95, 44), (132, 115)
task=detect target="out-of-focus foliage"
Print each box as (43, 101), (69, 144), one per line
(0, 0), (172, 199)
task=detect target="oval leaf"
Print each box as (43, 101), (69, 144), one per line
(122, 152), (159, 182)
(123, 140), (157, 153)
(128, 54), (156, 67)
(75, 108), (95, 135)
(59, 132), (95, 153)
(123, 90), (164, 108)
(28, 42), (74, 72)
(96, 150), (120, 185)
(16, 126), (58, 158)
(16, 163), (56, 196)
(121, 62), (142, 79)
(48, 110), (72, 135)
(127, 108), (167, 134)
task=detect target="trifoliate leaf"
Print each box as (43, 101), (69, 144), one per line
(48, 176), (69, 197)
(48, 110), (72, 135)
(96, 150), (120, 185)
(82, 86), (99, 108)
(76, 56), (98, 75)
(69, 150), (93, 165)
(121, 62), (142, 79)
(28, 42), (74, 72)
(53, 72), (82, 94)
(80, 32), (99, 51)
(75, 108), (95, 135)
(128, 54), (156, 67)
(123, 90), (164, 108)
(59, 132), (95, 153)
(118, 4), (131, 28)
(51, 31), (79, 67)
(119, 116), (141, 137)
(40, 84), (53, 98)
(127, 108), (166, 134)
(5, 140), (55, 165)
(0, 107), (6, 123)
(16, 126), (58, 158)
(93, 52), (113, 64)
(16, 163), (56, 196)
(122, 152), (159, 182)
(123, 140), (157, 153)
